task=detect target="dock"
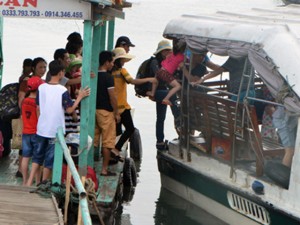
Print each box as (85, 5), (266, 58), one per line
(0, 185), (63, 225)
(0, 150), (63, 225)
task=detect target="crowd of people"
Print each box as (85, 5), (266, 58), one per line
(0, 33), (296, 186)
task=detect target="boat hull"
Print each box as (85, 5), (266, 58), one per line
(157, 151), (300, 225)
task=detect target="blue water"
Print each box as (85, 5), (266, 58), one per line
(2, 0), (283, 224)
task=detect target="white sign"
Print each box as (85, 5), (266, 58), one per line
(0, 0), (92, 20)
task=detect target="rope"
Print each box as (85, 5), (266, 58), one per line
(70, 178), (105, 225)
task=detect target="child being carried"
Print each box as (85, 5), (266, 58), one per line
(147, 39), (186, 106)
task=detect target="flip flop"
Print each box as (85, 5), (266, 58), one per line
(100, 171), (116, 176)
(162, 99), (173, 106)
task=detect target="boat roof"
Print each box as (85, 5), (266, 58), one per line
(163, 4), (300, 113)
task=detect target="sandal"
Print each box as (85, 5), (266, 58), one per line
(100, 171), (116, 176)
(162, 99), (173, 106)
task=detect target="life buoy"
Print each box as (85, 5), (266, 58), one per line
(123, 157), (137, 187)
(129, 128), (143, 161)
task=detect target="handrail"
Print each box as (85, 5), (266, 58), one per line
(56, 127), (92, 225)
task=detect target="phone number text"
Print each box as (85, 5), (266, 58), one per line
(2, 9), (83, 19)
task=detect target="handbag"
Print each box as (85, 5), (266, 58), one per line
(11, 118), (23, 150)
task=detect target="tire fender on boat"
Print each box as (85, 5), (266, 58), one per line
(123, 157), (137, 187)
(129, 128), (143, 161)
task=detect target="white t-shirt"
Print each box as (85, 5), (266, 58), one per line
(37, 83), (73, 138)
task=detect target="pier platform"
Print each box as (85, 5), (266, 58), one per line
(0, 150), (63, 225)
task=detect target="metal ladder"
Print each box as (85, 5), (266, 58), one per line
(230, 57), (260, 178)
(179, 53), (192, 161)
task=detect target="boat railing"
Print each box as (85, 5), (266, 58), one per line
(52, 127), (92, 225)
(182, 85), (285, 176)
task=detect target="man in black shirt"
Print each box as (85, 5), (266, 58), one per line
(95, 51), (120, 176)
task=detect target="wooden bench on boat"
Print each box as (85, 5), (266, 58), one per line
(185, 87), (285, 176)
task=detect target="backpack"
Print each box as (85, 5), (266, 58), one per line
(134, 56), (155, 97)
(0, 83), (20, 120)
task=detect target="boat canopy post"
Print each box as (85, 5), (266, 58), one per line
(87, 21), (101, 167)
(79, 20), (93, 177)
(107, 20), (115, 50)
(87, 16), (112, 167)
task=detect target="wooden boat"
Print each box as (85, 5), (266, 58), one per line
(157, 4), (300, 225)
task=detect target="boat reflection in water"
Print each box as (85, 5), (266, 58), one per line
(154, 188), (229, 225)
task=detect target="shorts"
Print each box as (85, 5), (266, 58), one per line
(272, 107), (298, 148)
(22, 134), (38, 157)
(156, 68), (175, 84)
(94, 109), (116, 149)
(32, 135), (55, 169)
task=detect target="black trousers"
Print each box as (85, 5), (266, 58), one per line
(115, 109), (135, 151)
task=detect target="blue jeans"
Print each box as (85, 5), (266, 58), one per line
(33, 135), (55, 169)
(22, 134), (38, 157)
(154, 90), (180, 143)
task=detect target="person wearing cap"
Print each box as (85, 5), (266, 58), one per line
(115, 36), (135, 53)
(67, 54), (82, 99)
(20, 76), (44, 185)
(148, 39), (186, 106)
(26, 60), (90, 186)
(149, 40), (181, 150)
(111, 47), (155, 153)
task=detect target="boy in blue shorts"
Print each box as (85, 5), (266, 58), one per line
(26, 60), (90, 186)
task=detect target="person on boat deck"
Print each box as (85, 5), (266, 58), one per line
(66, 55), (82, 99)
(15, 58), (33, 178)
(148, 40), (180, 150)
(192, 56), (255, 101)
(111, 47), (156, 153)
(272, 106), (298, 168)
(26, 57), (47, 94)
(65, 32), (83, 59)
(18, 58), (33, 108)
(26, 60), (90, 186)
(148, 39), (186, 106)
(260, 85), (278, 140)
(45, 48), (71, 86)
(94, 51), (121, 176)
(15, 57), (47, 178)
(115, 36), (135, 53)
(20, 76), (44, 185)
(183, 51), (221, 82)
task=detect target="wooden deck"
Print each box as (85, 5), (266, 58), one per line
(0, 185), (63, 225)
(0, 150), (63, 225)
